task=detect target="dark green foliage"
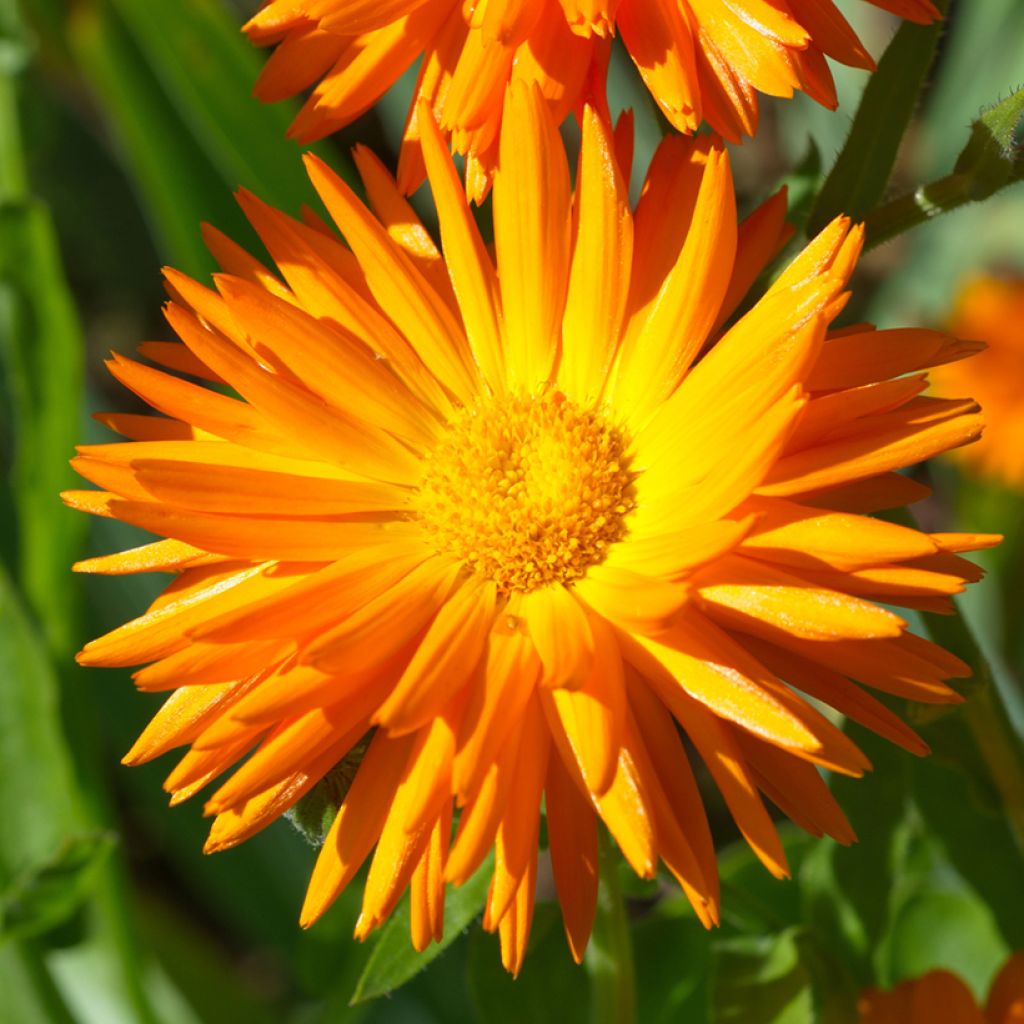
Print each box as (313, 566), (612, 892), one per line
(2, 0), (1024, 1020)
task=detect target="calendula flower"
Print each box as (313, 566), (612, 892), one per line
(931, 275), (1024, 488)
(859, 953), (1024, 1023)
(67, 86), (992, 974)
(245, 0), (940, 200)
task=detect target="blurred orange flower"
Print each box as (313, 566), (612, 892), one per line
(245, 0), (940, 200)
(931, 275), (1024, 488)
(67, 90), (992, 973)
(859, 953), (1024, 1023)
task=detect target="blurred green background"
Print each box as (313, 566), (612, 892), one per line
(1, 0), (1023, 1021)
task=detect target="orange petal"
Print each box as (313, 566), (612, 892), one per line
(549, 613), (626, 794)
(410, 802), (453, 951)
(454, 604), (541, 799)
(627, 611), (821, 754)
(483, 694), (549, 926)
(544, 751), (598, 963)
(300, 730), (417, 927)
(304, 152), (478, 401)
(418, 101), (505, 393)
(374, 576), (497, 734)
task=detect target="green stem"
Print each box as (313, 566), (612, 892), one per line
(585, 834), (636, 1024)
(963, 683), (1024, 856)
(863, 164), (1024, 249)
(925, 610), (1024, 855)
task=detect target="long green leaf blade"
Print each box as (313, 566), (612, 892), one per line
(806, 3), (948, 236)
(351, 853), (494, 1003)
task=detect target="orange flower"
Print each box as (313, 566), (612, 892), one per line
(931, 275), (1024, 488)
(859, 953), (1024, 1024)
(245, 0), (940, 199)
(67, 88), (992, 974)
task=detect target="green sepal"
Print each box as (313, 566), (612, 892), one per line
(284, 734), (373, 847)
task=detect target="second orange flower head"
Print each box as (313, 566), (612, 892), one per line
(246, 0), (940, 199)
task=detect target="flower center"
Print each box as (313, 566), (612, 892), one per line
(416, 392), (635, 593)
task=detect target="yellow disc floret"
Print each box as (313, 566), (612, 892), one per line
(416, 392), (636, 593)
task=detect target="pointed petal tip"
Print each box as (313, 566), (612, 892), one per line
(909, 736), (931, 757)
(834, 826), (858, 848)
(298, 900), (324, 930)
(74, 645), (97, 666)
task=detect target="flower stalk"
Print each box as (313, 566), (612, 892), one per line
(864, 165), (1024, 250)
(926, 610), (1024, 855)
(585, 834), (637, 1024)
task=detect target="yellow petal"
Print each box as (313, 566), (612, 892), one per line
(610, 516), (755, 580)
(73, 538), (215, 575)
(574, 562), (689, 634)
(632, 386), (807, 535)
(697, 554), (906, 641)
(611, 139), (736, 425)
(558, 104), (633, 404)
(521, 584), (594, 688)
(738, 496), (938, 571)
(627, 613), (821, 754)
(166, 302), (421, 482)
(493, 80), (570, 389)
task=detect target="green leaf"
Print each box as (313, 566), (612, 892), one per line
(0, 42), (86, 653)
(0, 0), (31, 93)
(780, 140), (822, 234)
(103, 0), (336, 211)
(350, 852), (493, 1003)
(0, 568), (88, 894)
(799, 728), (913, 985)
(633, 896), (711, 1024)
(466, 903), (588, 1024)
(2, 832), (116, 943)
(133, 892), (280, 1024)
(60, 0), (349, 277)
(883, 888), (1007, 1001)
(806, 1), (949, 236)
(719, 827), (815, 934)
(65, 1), (249, 275)
(913, 0), (1024, 175)
(0, 199), (86, 652)
(911, 750), (1024, 950)
(711, 928), (814, 1024)
(953, 87), (1024, 198)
